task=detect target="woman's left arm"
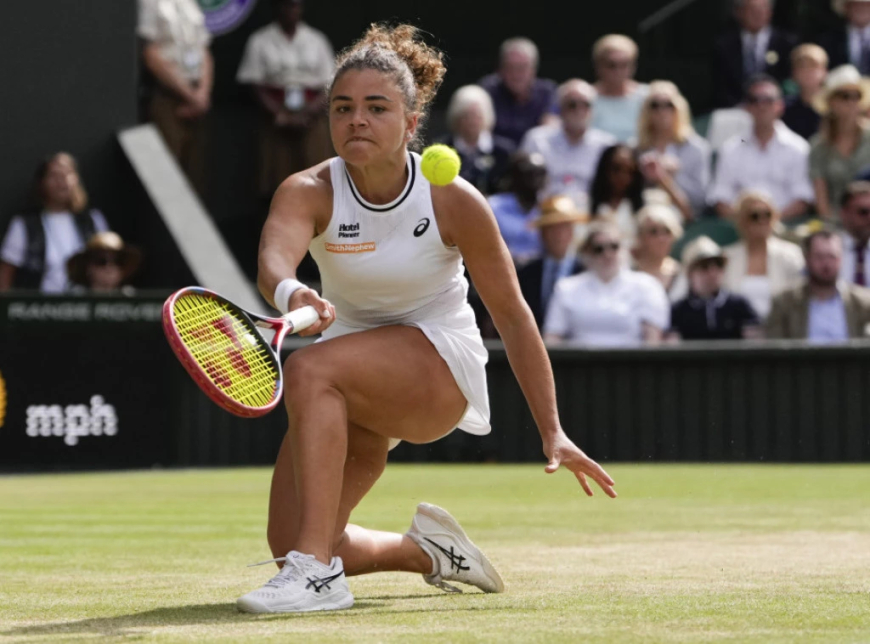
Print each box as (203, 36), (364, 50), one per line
(434, 182), (616, 497)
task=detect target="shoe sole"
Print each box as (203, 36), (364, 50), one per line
(417, 502), (505, 593)
(237, 593), (354, 614)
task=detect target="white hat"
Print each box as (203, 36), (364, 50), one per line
(833, 0), (870, 16)
(681, 236), (727, 270)
(812, 64), (870, 114)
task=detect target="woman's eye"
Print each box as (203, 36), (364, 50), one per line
(371, 106), (385, 113)
(335, 106), (349, 114)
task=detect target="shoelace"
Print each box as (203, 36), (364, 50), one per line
(248, 555), (306, 589)
(431, 579), (462, 594)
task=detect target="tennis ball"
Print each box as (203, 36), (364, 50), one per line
(421, 144), (461, 186)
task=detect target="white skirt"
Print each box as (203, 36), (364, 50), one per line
(319, 303), (491, 447)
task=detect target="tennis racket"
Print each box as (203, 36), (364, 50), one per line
(162, 287), (321, 417)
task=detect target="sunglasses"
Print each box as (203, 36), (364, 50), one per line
(649, 100), (675, 111)
(642, 226), (672, 237)
(746, 95), (777, 105)
(833, 90), (862, 102)
(591, 242), (620, 255)
(603, 59), (632, 70)
(747, 209), (772, 223)
(610, 162), (636, 174)
(90, 254), (120, 267)
(856, 207), (870, 217)
(561, 99), (591, 111)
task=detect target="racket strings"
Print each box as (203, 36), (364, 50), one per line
(172, 294), (279, 407)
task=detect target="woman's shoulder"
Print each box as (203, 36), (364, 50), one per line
(276, 159), (334, 199)
(769, 235), (803, 257)
(683, 132), (711, 155)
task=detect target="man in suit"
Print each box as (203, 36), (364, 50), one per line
(767, 230), (870, 340)
(713, 0), (798, 108)
(819, 0), (870, 73)
(517, 196), (585, 329)
(839, 181), (870, 285)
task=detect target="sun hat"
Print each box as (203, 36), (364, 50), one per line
(67, 231), (142, 286)
(812, 64), (870, 114)
(530, 195), (589, 228)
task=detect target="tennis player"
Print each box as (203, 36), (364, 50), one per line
(238, 23), (617, 614)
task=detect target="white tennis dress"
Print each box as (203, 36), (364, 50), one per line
(308, 152), (491, 438)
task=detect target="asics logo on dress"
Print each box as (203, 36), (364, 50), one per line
(424, 537), (470, 573)
(305, 571), (344, 593)
(414, 218), (430, 237)
(338, 223), (360, 239)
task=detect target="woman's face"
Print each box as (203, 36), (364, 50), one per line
(586, 231), (622, 276)
(456, 102), (485, 143)
(638, 220), (674, 259)
(739, 198), (774, 242)
(647, 93), (676, 135)
(85, 252), (124, 291)
(608, 148), (636, 194)
(596, 49), (634, 86)
(329, 69), (416, 165)
(828, 85), (864, 121)
(41, 159), (76, 208)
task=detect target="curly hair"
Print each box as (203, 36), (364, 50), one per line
(330, 24), (446, 147)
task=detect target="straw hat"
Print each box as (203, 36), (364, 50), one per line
(812, 64), (870, 114)
(530, 195), (589, 228)
(67, 231), (142, 286)
(832, 0), (870, 16)
(681, 236), (728, 271)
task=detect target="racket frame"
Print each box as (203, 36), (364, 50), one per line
(163, 287), (291, 418)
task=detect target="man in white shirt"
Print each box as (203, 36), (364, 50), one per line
(138, 0), (213, 195)
(838, 181), (870, 285)
(237, 0), (334, 196)
(520, 80), (616, 209)
(708, 75), (813, 219)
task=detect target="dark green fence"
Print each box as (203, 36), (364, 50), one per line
(1, 294), (868, 470)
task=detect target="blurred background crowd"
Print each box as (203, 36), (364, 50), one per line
(6, 0), (870, 347)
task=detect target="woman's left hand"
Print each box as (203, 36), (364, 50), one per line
(543, 430), (617, 498)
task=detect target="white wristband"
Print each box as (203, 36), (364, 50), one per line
(273, 278), (307, 315)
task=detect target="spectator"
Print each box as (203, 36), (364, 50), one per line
(543, 221), (669, 347)
(520, 80), (615, 208)
(820, 0), (870, 73)
(441, 85), (516, 196)
(783, 45), (828, 140)
(636, 80), (711, 220)
(66, 232), (142, 295)
(517, 195), (586, 328)
(809, 65), (870, 220)
(236, 0), (334, 197)
(488, 151), (547, 266)
(632, 204), (684, 295)
(138, 0), (213, 195)
(767, 230), (870, 340)
(722, 190), (805, 319)
(837, 181), (870, 284)
(670, 236), (761, 340)
(590, 35), (649, 142)
(712, 0), (797, 108)
(478, 38), (558, 146)
(590, 144), (646, 241)
(0, 153), (110, 293)
(708, 75), (814, 220)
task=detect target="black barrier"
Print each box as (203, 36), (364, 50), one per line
(2, 295), (869, 471)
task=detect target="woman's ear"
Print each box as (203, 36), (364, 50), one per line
(406, 113), (420, 141)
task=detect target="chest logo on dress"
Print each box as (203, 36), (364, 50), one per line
(325, 241), (376, 254)
(338, 223), (360, 239)
(413, 218), (430, 237)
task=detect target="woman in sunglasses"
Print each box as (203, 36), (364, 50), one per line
(543, 221), (669, 347)
(590, 34), (649, 143)
(589, 144), (645, 242)
(722, 190), (804, 319)
(809, 65), (870, 220)
(631, 203), (683, 296)
(66, 232), (141, 294)
(636, 81), (711, 221)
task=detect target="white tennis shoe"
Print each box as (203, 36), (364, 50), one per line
(236, 550), (354, 613)
(405, 502), (504, 594)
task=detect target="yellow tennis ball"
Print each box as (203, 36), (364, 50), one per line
(421, 144), (461, 186)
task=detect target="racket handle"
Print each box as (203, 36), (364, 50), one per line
(284, 305), (321, 334)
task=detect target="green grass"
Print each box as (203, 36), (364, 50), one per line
(1, 464), (869, 643)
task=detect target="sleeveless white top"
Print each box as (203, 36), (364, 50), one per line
(309, 152), (491, 436)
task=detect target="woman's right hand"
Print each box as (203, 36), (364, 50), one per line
(288, 288), (335, 337)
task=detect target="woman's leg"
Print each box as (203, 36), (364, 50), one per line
(273, 325), (467, 565)
(268, 420), (432, 576)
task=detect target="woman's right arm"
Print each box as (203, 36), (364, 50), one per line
(812, 178), (831, 219)
(257, 173), (335, 336)
(0, 261), (15, 291)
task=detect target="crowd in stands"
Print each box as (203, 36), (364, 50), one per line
(5, 0), (870, 347)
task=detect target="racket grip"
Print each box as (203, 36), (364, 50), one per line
(285, 305), (321, 333)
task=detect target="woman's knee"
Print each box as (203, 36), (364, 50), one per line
(282, 347), (342, 405)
